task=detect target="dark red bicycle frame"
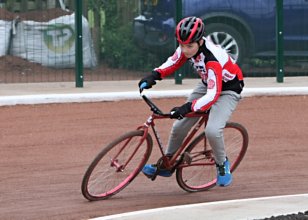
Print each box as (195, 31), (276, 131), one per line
(137, 111), (209, 170)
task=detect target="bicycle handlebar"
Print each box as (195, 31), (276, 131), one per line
(140, 93), (209, 118)
(139, 82), (169, 116)
(139, 82), (208, 117)
(141, 94), (171, 117)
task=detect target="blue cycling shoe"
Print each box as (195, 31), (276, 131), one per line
(216, 158), (232, 187)
(142, 164), (173, 177)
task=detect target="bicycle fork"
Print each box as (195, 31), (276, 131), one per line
(110, 129), (149, 172)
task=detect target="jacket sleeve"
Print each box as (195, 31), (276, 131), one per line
(191, 61), (222, 111)
(154, 47), (187, 78)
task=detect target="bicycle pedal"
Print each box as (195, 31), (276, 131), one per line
(150, 175), (157, 181)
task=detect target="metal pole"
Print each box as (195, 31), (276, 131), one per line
(75, 0), (84, 87)
(276, 0), (284, 83)
(174, 0), (182, 84)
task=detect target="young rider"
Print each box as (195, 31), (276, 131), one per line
(138, 16), (244, 186)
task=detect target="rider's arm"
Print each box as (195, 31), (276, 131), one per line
(191, 61), (222, 111)
(154, 47), (188, 78)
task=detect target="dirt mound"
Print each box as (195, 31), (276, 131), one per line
(0, 55), (45, 74)
(18, 8), (72, 22)
(0, 7), (71, 21)
(0, 8), (16, 20)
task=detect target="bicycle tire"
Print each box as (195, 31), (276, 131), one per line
(81, 130), (153, 201)
(176, 122), (249, 192)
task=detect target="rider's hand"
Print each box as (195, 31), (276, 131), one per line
(170, 102), (192, 120)
(138, 71), (162, 91)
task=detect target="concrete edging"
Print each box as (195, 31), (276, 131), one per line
(0, 87), (308, 106)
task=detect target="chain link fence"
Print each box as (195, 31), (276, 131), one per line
(0, 0), (307, 83)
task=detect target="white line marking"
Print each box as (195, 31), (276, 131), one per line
(89, 194), (308, 220)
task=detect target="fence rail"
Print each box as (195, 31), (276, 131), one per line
(0, 0), (307, 84)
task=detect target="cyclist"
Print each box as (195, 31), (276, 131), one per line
(138, 16), (244, 186)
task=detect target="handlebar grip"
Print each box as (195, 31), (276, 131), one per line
(140, 82), (147, 90)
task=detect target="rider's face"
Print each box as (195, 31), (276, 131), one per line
(179, 41), (200, 58)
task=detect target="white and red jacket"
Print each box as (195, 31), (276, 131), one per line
(154, 37), (244, 112)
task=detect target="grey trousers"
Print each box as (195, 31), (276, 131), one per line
(165, 82), (241, 164)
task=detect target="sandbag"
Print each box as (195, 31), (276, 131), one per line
(10, 13), (97, 68)
(0, 20), (12, 56)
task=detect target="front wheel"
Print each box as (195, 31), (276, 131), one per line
(176, 122), (249, 192)
(81, 130), (153, 201)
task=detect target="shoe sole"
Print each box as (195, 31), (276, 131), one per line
(216, 182), (232, 187)
(142, 171), (172, 178)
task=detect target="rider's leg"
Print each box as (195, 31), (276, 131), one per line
(165, 82), (206, 155)
(205, 91), (241, 186)
(205, 91), (241, 164)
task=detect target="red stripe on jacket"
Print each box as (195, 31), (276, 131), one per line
(192, 61), (222, 111)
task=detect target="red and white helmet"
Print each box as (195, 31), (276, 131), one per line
(176, 16), (205, 44)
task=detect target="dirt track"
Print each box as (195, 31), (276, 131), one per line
(1, 96), (308, 220)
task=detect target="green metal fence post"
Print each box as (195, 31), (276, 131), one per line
(174, 0), (182, 84)
(276, 0), (284, 83)
(75, 0), (83, 87)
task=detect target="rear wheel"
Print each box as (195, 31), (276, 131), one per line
(81, 130), (153, 200)
(176, 122), (248, 192)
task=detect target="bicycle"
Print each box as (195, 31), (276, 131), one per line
(81, 93), (249, 201)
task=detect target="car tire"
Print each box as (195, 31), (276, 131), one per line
(204, 23), (247, 64)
